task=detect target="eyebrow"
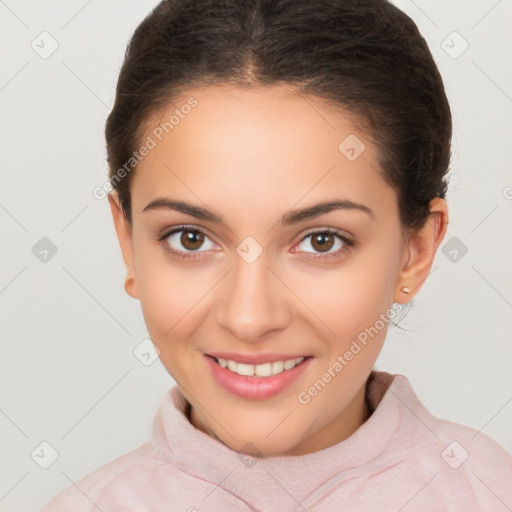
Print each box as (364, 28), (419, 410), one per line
(142, 197), (375, 225)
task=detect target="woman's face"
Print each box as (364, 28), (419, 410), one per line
(112, 84), (413, 457)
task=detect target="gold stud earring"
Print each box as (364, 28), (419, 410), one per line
(400, 286), (411, 294)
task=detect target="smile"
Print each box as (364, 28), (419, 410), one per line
(204, 354), (313, 400)
(215, 356), (305, 378)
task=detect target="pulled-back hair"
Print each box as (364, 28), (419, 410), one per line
(105, 0), (451, 231)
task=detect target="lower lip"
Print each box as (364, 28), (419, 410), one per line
(204, 355), (313, 400)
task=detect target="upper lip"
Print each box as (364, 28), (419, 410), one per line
(206, 352), (310, 365)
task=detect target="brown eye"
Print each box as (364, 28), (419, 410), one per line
(310, 232), (335, 253)
(180, 229), (205, 251)
(161, 226), (217, 258)
(294, 229), (353, 260)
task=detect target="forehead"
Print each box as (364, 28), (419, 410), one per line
(131, 84), (398, 225)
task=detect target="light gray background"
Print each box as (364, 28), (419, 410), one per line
(1, 1), (511, 510)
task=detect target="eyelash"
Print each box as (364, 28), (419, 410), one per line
(157, 224), (354, 262)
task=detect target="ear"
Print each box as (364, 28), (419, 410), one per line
(108, 192), (139, 299)
(394, 197), (449, 303)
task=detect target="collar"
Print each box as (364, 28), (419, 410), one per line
(152, 370), (406, 510)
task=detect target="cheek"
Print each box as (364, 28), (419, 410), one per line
(134, 244), (218, 358)
(137, 268), (210, 380)
(138, 267), (204, 338)
(292, 241), (401, 343)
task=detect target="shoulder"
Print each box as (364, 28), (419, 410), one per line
(412, 417), (511, 511)
(426, 406), (512, 482)
(40, 441), (175, 511)
(383, 373), (512, 510)
(389, 372), (511, 462)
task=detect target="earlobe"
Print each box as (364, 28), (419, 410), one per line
(107, 192), (139, 300)
(394, 198), (449, 303)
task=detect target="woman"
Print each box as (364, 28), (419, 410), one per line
(42, 0), (511, 510)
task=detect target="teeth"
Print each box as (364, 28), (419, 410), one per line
(216, 356), (305, 378)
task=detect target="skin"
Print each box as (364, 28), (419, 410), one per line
(108, 84), (448, 457)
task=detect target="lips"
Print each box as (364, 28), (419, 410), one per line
(204, 353), (313, 400)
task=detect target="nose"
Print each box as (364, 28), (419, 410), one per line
(214, 250), (292, 343)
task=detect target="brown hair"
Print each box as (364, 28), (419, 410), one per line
(105, 0), (451, 231)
